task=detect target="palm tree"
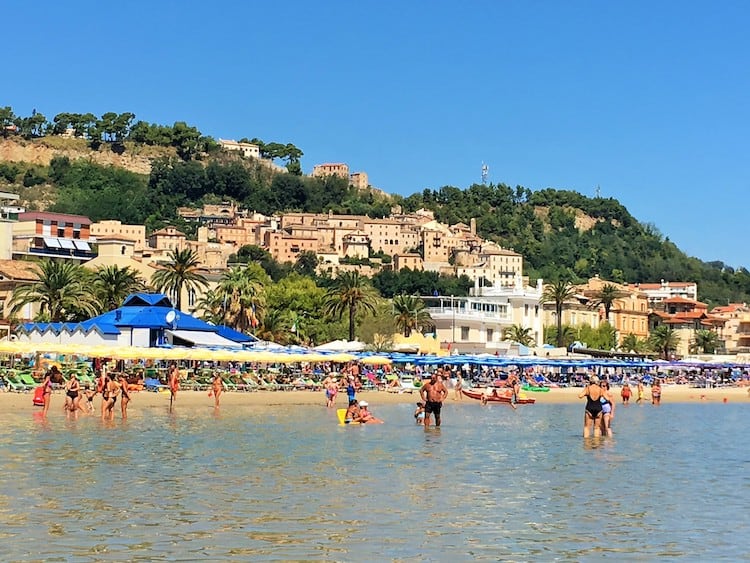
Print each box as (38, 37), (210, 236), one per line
(692, 329), (719, 354)
(92, 265), (146, 312)
(392, 294), (433, 337)
(544, 324), (576, 348)
(9, 259), (99, 322)
(503, 324), (534, 346)
(593, 283), (625, 323)
(649, 325), (680, 359)
(195, 289), (225, 325)
(216, 264), (267, 333)
(621, 332), (646, 353)
(150, 248), (208, 311)
(256, 308), (290, 343)
(323, 271), (378, 341)
(541, 278), (578, 347)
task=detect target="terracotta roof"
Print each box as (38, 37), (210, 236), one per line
(0, 259), (40, 281)
(711, 303), (748, 314)
(18, 211), (91, 225)
(663, 296), (707, 307)
(150, 228), (186, 237)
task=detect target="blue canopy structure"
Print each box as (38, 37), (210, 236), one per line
(18, 293), (258, 349)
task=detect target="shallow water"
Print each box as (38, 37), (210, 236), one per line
(1, 400), (748, 561)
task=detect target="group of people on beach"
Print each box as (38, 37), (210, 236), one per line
(38, 365), (133, 420)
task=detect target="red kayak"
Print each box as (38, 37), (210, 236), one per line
(462, 388), (536, 405)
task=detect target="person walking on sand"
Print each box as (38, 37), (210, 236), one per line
(168, 363), (180, 410)
(210, 373), (224, 408)
(420, 372), (449, 428)
(453, 372), (463, 400)
(323, 374), (338, 407)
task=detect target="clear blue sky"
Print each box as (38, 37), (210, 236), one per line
(4, 1), (749, 268)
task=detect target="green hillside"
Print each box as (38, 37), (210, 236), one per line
(1, 102), (748, 306)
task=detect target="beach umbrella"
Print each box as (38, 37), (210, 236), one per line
(360, 355), (392, 365)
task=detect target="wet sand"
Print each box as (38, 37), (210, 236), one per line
(3, 384), (749, 412)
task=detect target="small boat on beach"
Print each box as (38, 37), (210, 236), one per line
(462, 388), (536, 405)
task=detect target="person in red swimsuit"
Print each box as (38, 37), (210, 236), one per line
(168, 363), (180, 410)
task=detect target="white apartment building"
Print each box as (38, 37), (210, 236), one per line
(421, 276), (544, 354)
(626, 280), (698, 307)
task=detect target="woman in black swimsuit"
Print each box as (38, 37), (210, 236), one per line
(578, 374), (604, 438)
(64, 374), (84, 415)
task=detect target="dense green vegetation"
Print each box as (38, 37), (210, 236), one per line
(400, 184), (750, 306)
(2, 104), (749, 307)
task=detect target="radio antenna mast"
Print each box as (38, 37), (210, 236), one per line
(481, 162), (489, 185)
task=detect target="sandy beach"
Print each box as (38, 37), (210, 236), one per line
(4, 384), (749, 412)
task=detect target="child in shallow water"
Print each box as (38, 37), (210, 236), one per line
(414, 402), (426, 424)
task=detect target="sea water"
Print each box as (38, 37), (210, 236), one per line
(0, 400), (748, 561)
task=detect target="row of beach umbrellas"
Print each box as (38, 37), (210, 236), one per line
(0, 340), (393, 365)
(1, 340), (748, 370)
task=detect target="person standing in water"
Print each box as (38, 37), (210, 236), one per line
(578, 375), (604, 438)
(420, 371), (449, 428)
(600, 380), (616, 437)
(119, 375), (131, 419)
(651, 379), (662, 405)
(621, 381), (632, 404)
(168, 363), (180, 410)
(636, 380), (645, 404)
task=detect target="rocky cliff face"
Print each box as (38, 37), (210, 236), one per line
(0, 138), (172, 175)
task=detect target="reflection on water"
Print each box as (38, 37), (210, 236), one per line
(0, 402), (748, 560)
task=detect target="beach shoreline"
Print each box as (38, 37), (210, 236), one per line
(3, 384), (749, 412)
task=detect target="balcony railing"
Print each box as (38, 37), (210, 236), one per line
(24, 247), (95, 260)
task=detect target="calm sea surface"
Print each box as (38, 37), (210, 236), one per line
(1, 398), (748, 562)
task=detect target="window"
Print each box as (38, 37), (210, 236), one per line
(188, 288), (197, 307)
(121, 246), (126, 255)
(486, 328), (494, 342)
(461, 326), (470, 340)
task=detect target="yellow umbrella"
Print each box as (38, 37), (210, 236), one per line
(360, 356), (392, 365)
(326, 353), (356, 363)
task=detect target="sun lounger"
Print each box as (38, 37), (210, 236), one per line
(144, 377), (168, 392)
(3, 372), (34, 392)
(17, 371), (40, 389)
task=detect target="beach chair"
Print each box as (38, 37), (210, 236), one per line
(4, 371), (34, 392)
(220, 374), (239, 392)
(237, 374), (259, 392)
(17, 371), (40, 389)
(144, 377), (168, 392)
